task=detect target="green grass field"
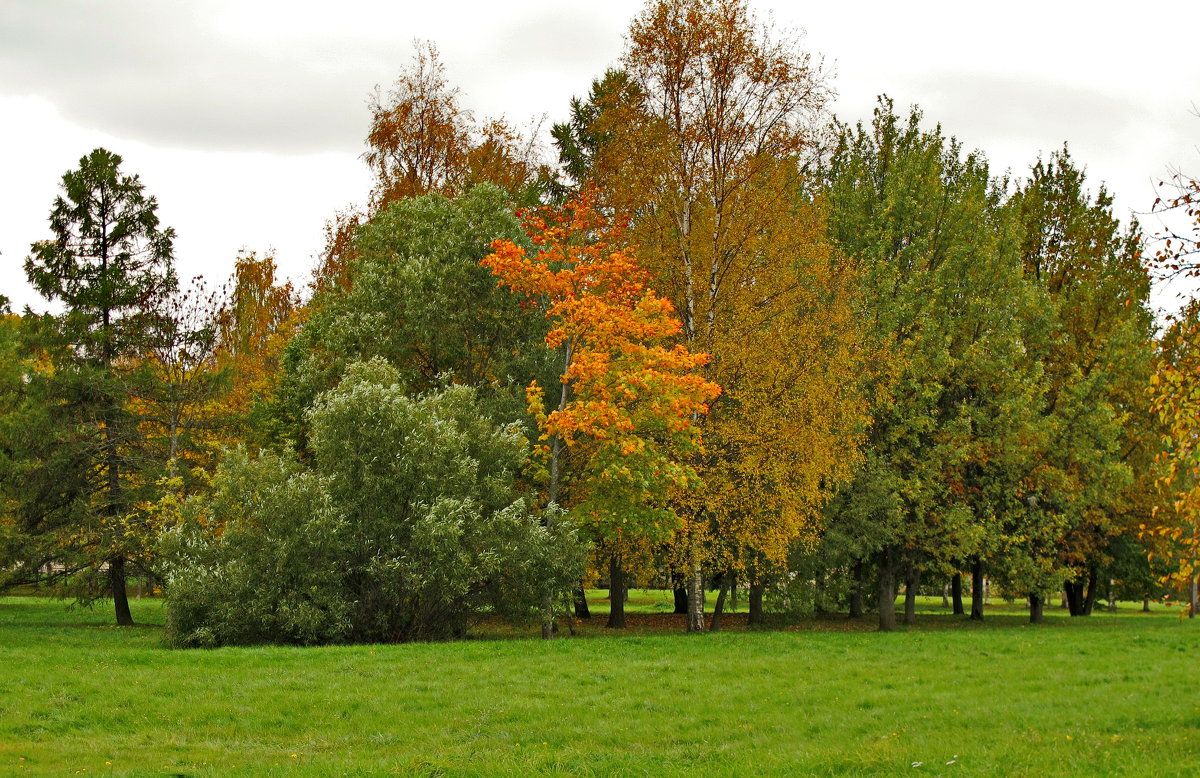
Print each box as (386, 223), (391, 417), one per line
(2, 593), (1197, 776)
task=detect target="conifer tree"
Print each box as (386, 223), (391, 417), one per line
(18, 148), (177, 625)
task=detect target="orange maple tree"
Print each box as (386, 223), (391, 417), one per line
(482, 192), (720, 561)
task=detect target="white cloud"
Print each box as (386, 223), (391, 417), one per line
(3, 0), (1200, 315)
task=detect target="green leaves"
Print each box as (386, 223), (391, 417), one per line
(273, 184), (554, 451)
(162, 359), (585, 647)
(25, 148), (177, 361)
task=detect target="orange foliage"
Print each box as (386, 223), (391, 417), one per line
(482, 191), (720, 543)
(212, 251), (303, 440)
(365, 41), (542, 209)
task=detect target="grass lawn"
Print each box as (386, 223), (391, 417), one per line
(1, 593), (1197, 776)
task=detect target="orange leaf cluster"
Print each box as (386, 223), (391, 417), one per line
(483, 192), (720, 537)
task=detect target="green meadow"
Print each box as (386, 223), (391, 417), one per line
(2, 594), (1197, 777)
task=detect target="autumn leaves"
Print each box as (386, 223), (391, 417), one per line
(484, 194), (719, 560)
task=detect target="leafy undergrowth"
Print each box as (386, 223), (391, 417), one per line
(1, 594), (1197, 776)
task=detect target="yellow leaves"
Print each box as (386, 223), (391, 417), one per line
(1147, 309), (1200, 589)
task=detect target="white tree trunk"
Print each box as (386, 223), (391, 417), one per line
(687, 552), (705, 632)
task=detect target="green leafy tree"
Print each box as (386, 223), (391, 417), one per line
(820, 100), (1043, 629)
(274, 185), (554, 451)
(1007, 149), (1155, 618)
(14, 148), (177, 625)
(0, 304), (45, 581)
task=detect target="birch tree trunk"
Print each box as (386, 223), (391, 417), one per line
(687, 552), (705, 632)
(541, 339), (573, 640)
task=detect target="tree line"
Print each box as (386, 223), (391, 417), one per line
(3, 0), (1198, 644)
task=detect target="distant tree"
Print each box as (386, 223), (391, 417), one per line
(1009, 149), (1155, 618)
(820, 100), (1042, 630)
(548, 69), (644, 201)
(1146, 300), (1200, 617)
(211, 251), (303, 445)
(1142, 144), (1200, 617)
(15, 148), (177, 625)
(0, 304), (38, 579)
(1150, 161), (1200, 281)
(314, 42), (549, 293)
(135, 276), (228, 483)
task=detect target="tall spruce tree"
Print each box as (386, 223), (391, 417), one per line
(19, 148), (177, 625)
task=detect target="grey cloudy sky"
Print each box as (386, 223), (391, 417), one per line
(3, 0), (1199, 313)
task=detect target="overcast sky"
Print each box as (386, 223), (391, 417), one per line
(3, 0), (1199, 315)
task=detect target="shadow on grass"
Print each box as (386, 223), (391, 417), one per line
(0, 596), (165, 631)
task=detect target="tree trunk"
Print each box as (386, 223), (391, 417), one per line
(969, 557), (985, 621)
(941, 582), (950, 608)
(673, 580), (689, 615)
(1191, 576), (1198, 619)
(903, 565), (920, 626)
(540, 339), (572, 640)
(710, 573), (730, 632)
(101, 400), (132, 627)
(1142, 596), (1151, 613)
(110, 555), (133, 626)
(686, 553), (705, 632)
(548, 341), (572, 507)
(1029, 593), (1044, 624)
(561, 592), (576, 636)
(878, 552), (897, 632)
(573, 585), (590, 619)
(849, 559), (864, 619)
(951, 572), (965, 616)
(748, 582), (765, 625)
(1064, 579), (1085, 616)
(1108, 580), (1117, 613)
(606, 554), (626, 629)
(541, 593), (555, 639)
(1082, 568), (1099, 616)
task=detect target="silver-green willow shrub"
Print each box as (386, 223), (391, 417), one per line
(162, 359), (584, 647)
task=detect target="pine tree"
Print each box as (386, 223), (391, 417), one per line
(19, 148), (177, 625)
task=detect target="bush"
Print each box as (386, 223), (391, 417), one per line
(162, 360), (583, 647)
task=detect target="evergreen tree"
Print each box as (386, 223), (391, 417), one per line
(15, 148), (177, 625)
